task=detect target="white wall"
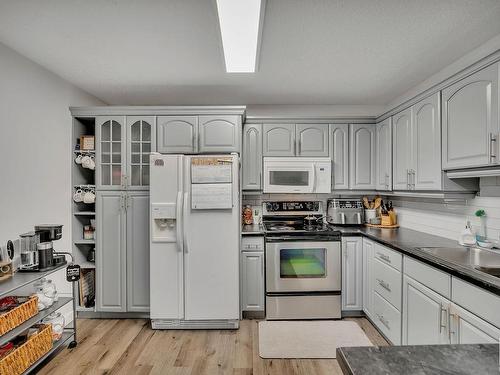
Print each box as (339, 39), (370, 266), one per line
(0, 42), (104, 296)
(394, 178), (500, 243)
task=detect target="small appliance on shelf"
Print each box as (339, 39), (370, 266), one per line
(19, 225), (66, 272)
(326, 198), (364, 225)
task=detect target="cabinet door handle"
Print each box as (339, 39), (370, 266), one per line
(376, 313), (390, 330)
(406, 169), (410, 189)
(439, 305), (448, 333)
(385, 173), (389, 190)
(377, 278), (391, 292)
(490, 133), (497, 162)
(377, 252), (391, 263)
(412, 170), (416, 190)
(298, 139), (301, 155)
(448, 312), (457, 342)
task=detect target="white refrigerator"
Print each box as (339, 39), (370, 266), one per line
(149, 153), (240, 329)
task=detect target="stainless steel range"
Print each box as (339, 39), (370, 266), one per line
(263, 201), (342, 320)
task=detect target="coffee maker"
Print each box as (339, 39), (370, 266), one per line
(19, 225), (66, 272)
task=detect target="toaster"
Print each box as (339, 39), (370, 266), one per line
(327, 198), (364, 225)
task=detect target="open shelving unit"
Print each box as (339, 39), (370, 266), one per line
(72, 117), (96, 312)
(0, 265), (77, 374)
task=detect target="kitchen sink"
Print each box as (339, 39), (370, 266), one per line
(474, 266), (500, 278)
(417, 246), (500, 278)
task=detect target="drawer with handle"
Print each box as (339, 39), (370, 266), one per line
(373, 291), (402, 345)
(374, 243), (402, 271)
(373, 257), (402, 310)
(241, 236), (264, 252)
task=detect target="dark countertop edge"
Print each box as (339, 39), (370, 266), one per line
(336, 347), (354, 375)
(336, 344), (500, 375)
(241, 224), (500, 295)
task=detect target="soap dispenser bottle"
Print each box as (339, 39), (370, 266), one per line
(459, 221), (476, 246)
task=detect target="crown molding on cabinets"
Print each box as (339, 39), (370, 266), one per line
(70, 105), (247, 117)
(244, 116), (376, 124)
(376, 48), (500, 123)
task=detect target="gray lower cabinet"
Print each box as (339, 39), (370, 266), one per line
(402, 275), (449, 345)
(198, 115), (241, 153)
(96, 191), (150, 313)
(450, 303), (500, 344)
(242, 124), (262, 190)
(157, 116), (197, 154)
(126, 191), (150, 312)
(241, 251), (265, 312)
(96, 191), (127, 312)
(296, 124), (329, 156)
(263, 124), (296, 156)
(342, 237), (363, 311)
(362, 238), (374, 319)
(330, 124), (349, 190)
(375, 118), (392, 191)
(442, 62), (499, 170)
(349, 124), (376, 190)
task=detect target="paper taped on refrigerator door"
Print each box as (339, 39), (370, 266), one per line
(191, 183), (233, 209)
(191, 157), (232, 184)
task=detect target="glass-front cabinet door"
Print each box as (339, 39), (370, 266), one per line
(126, 116), (156, 190)
(96, 116), (126, 190)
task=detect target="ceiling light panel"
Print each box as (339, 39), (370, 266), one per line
(216, 0), (265, 73)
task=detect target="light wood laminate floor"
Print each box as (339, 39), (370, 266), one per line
(37, 318), (388, 375)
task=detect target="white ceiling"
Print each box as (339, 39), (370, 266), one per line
(1, 0), (500, 106)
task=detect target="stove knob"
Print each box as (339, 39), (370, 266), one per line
(305, 202), (312, 210)
(265, 202), (273, 211)
(273, 203), (279, 211)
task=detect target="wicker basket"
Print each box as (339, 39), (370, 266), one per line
(0, 296), (39, 336)
(0, 324), (53, 375)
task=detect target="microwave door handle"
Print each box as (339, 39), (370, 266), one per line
(176, 191), (183, 252)
(311, 164), (316, 193)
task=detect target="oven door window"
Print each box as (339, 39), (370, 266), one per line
(280, 248), (326, 278)
(270, 170), (309, 186)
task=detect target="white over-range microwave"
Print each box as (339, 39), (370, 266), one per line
(263, 157), (332, 193)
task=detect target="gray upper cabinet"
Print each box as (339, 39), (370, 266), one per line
(442, 63), (499, 170)
(263, 124), (296, 156)
(242, 124), (262, 190)
(198, 115), (241, 153)
(412, 93), (442, 190)
(393, 93), (443, 191)
(296, 124), (329, 156)
(375, 118), (392, 191)
(96, 191), (127, 312)
(349, 124), (376, 190)
(126, 116), (156, 190)
(157, 116), (197, 154)
(330, 124), (349, 190)
(393, 108), (413, 190)
(126, 192), (150, 312)
(96, 116), (126, 190)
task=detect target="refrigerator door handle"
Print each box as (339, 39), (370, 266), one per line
(183, 192), (189, 253)
(176, 191), (183, 252)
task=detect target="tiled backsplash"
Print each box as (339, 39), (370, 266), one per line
(244, 177), (500, 242)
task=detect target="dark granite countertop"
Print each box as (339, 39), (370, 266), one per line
(332, 226), (500, 296)
(241, 222), (500, 294)
(337, 344), (500, 375)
